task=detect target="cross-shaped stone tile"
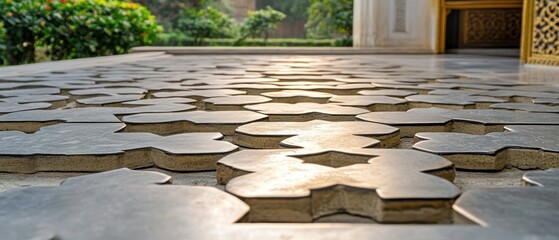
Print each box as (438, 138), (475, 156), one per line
(245, 103), (369, 121)
(0, 123), (237, 172)
(357, 108), (559, 137)
(413, 125), (559, 170)
(123, 110), (268, 135)
(234, 120), (399, 149)
(454, 169), (559, 236)
(218, 148), (459, 223)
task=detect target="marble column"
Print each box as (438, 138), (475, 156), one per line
(353, 0), (439, 52)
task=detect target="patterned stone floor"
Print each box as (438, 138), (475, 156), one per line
(0, 54), (558, 239)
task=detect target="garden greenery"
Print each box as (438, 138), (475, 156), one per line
(0, 0), (161, 65)
(236, 6), (286, 45)
(0, 23), (7, 65)
(176, 6), (236, 46)
(305, 0), (353, 39)
(155, 32), (349, 47)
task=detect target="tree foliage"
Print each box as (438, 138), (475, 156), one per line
(133, 0), (231, 28)
(0, 0), (44, 64)
(0, 0), (161, 65)
(176, 6), (235, 46)
(256, 0), (309, 21)
(305, 0), (353, 39)
(236, 6), (285, 45)
(0, 23), (7, 65)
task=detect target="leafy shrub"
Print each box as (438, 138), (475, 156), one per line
(42, 0), (161, 60)
(0, 0), (161, 65)
(0, 23), (7, 65)
(0, 0), (44, 65)
(306, 0), (353, 39)
(256, 0), (309, 21)
(237, 6), (286, 45)
(134, 0), (232, 29)
(176, 6), (236, 46)
(154, 32), (340, 47)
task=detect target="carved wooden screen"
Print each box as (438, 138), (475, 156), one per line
(460, 8), (522, 47)
(438, 0), (524, 52)
(522, 0), (559, 66)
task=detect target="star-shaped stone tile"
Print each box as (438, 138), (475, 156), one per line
(405, 95), (506, 109)
(203, 95), (272, 110)
(69, 87), (147, 97)
(123, 110), (268, 135)
(114, 97), (197, 106)
(0, 123), (237, 172)
(0, 94), (68, 107)
(261, 90), (335, 103)
(412, 125), (559, 170)
(76, 95), (145, 106)
(372, 83), (434, 94)
(218, 148), (459, 223)
(0, 80), (107, 90)
(454, 169), (559, 236)
(0, 88), (60, 96)
(234, 120), (399, 149)
(357, 108), (559, 137)
(0, 168), (249, 239)
(69, 88), (147, 106)
(245, 103), (369, 121)
(429, 89), (559, 102)
(0, 104), (195, 132)
(329, 95), (408, 111)
(490, 103), (559, 113)
(358, 89), (418, 97)
(181, 77), (279, 85)
(152, 89), (247, 100)
(0, 102), (52, 114)
(533, 98), (559, 105)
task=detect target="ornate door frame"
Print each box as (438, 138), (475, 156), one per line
(521, 0), (559, 66)
(436, 0), (524, 53)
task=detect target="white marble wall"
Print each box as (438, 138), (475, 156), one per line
(353, 0), (439, 52)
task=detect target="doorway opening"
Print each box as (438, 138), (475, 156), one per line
(438, 0), (523, 57)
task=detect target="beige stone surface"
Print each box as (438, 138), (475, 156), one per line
(0, 53), (559, 238)
(219, 149), (458, 223)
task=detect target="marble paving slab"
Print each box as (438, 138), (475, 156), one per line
(0, 168), (249, 239)
(0, 102), (53, 114)
(152, 89), (247, 100)
(329, 95), (408, 111)
(490, 103), (559, 113)
(358, 89), (418, 97)
(123, 110), (268, 135)
(0, 104), (196, 132)
(405, 95), (506, 109)
(0, 88), (61, 96)
(454, 169), (559, 236)
(234, 120), (399, 149)
(357, 107), (559, 137)
(0, 168), (529, 240)
(203, 95), (272, 110)
(0, 54), (559, 239)
(0, 123), (237, 172)
(261, 90), (335, 103)
(413, 125), (559, 170)
(245, 103), (369, 121)
(219, 148), (459, 223)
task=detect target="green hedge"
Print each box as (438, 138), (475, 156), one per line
(0, 23), (6, 65)
(0, 0), (161, 65)
(155, 33), (351, 47)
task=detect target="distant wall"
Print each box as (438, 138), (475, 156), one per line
(269, 19), (306, 38)
(353, 0), (438, 51)
(230, 0), (307, 38)
(231, 0), (256, 22)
